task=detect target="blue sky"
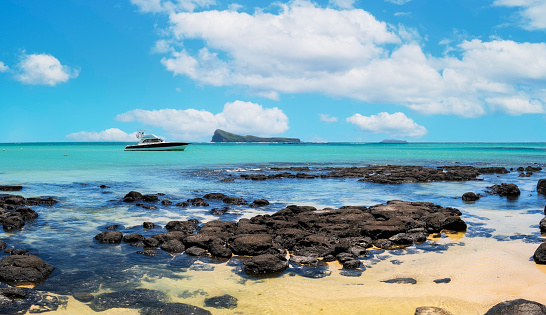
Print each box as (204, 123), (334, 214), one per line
(1, 0), (545, 142)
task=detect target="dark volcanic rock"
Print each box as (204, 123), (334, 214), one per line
(0, 185), (23, 191)
(479, 167), (509, 174)
(185, 246), (207, 256)
(250, 199), (270, 207)
(160, 239), (185, 253)
(222, 196), (247, 205)
(343, 259), (361, 269)
(289, 256), (319, 267)
(165, 220), (199, 233)
(433, 278), (451, 284)
(141, 302), (212, 315)
(415, 306), (453, 315)
(0, 240), (6, 250)
(538, 179), (546, 195)
(0, 255), (55, 285)
(187, 198), (209, 207)
(89, 288), (167, 312)
(244, 254), (288, 276)
(142, 194), (159, 202)
(533, 243), (546, 264)
(209, 243), (233, 258)
(123, 233), (145, 243)
(382, 277), (417, 284)
(204, 294), (238, 309)
(484, 299), (546, 315)
(122, 191), (142, 202)
(462, 192), (480, 202)
(486, 183), (521, 199)
(230, 234), (275, 256)
(143, 222), (155, 229)
(95, 231), (123, 244)
(540, 217), (546, 232)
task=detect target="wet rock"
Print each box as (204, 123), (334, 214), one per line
(165, 220), (199, 233)
(184, 234), (220, 249)
(143, 222), (155, 229)
(0, 290), (67, 313)
(484, 299), (546, 315)
(122, 191), (142, 202)
(533, 243), (546, 264)
(230, 234), (274, 256)
(143, 237), (161, 248)
(175, 202), (189, 207)
(73, 293), (94, 303)
(210, 207), (229, 215)
(538, 179), (546, 195)
(2, 214), (25, 231)
(343, 259), (361, 269)
(462, 192), (480, 202)
(540, 217), (546, 232)
(0, 240), (6, 250)
(415, 306), (453, 315)
(203, 193), (228, 200)
(15, 208), (38, 221)
(204, 294), (238, 309)
(161, 200), (172, 206)
(289, 255), (319, 267)
(0, 185), (23, 191)
(479, 167), (509, 174)
(142, 194), (159, 202)
(105, 224), (120, 230)
(95, 231), (123, 244)
(244, 254), (288, 276)
(185, 246), (208, 256)
(151, 231), (187, 244)
(486, 183), (521, 199)
(223, 196), (247, 205)
(381, 277), (417, 284)
(142, 205), (157, 210)
(209, 243), (232, 258)
(123, 233), (145, 243)
(137, 249), (162, 256)
(4, 248), (29, 255)
(250, 199), (270, 207)
(160, 239), (185, 253)
(0, 255), (55, 285)
(141, 302), (212, 315)
(187, 198), (209, 207)
(89, 288), (167, 312)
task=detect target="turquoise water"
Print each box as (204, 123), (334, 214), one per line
(1, 142), (546, 313)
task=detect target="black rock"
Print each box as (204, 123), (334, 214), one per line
(123, 234), (145, 243)
(250, 199), (270, 207)
(73, 293), (94, 303)
(486, 183), (521, 199)
(244, 254), (288, 276)
(415, 306), (453, 314)
(533, 243), (546, 264)
(0, 255), (55, 285)
(4, 248), (29, 255)
(204, 294), (238, 309)
(141, 302), (212, 315)
(540, 217), (546, 232)
(185, 246), (207, 256)
(484, 299), (546, 315)
(0, 185), (23, 191)
(381, 277), (417, 284)
(160, 240), (185, 253)
(433, 278), (451, 284)
(343, 259), (361, 269)
(289, 256), (319, 267)
(142, 194), (159, 202)
(143, 222), (155, 229)
(538, 179), (546, 195)
(209, 243), (232, 258)
(161, 200), (172, 206)
(89, 288), (167, 312)
(95, 231), (123, 244)
(0, 240), (6, 250)
(462, 192), (479, 202)
(122, 191), (142, 202)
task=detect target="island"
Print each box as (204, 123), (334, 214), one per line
(379, 139), (408, 144)
(211, 129), (301, 143)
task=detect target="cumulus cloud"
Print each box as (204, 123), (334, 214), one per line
(0, 61), (9, 72)
(346, 112), (427, 138)
(66, 128), (138, 142)
(130, 0), (215, 13)
(146, 1), (546, 117)
(115, 100), (289, 140)
(319, 114), (339, 123)
(487, 96), (545, 115)
(494, 0), (546, 30)
(15, 53), (79, 86)
(329, 0), (356, 9)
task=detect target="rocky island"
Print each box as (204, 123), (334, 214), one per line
(211, 129), (300, 143)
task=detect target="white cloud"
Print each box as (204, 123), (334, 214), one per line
(130, 0), (215, 13)
(487, 96), (545, 115)
(15, 53), (79, 86)
(346, 112), (427, 138)
(147, 1), (546, 117)
(0, 61), (9, 72)
(66, 128), (138, 142)
(329, 0), (356, 9)
(494, 0), (546, 30)
(228, 3), (243, 11)
(115, 100), (289, 140)
(385, 0), (412, 5)
(319, 114), (339, 123)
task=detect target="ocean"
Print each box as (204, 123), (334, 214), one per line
(1, 142), (546, 314)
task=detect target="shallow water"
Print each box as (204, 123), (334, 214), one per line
(1, 142), (546, 314)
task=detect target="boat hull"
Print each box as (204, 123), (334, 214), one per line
(124, 142), (191, 151)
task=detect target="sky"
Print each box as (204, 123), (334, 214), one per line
(0, 0), (545, 143)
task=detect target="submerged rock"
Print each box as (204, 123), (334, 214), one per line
(462, 192), (480, 202)
(484, 299), (546, 315)
(415, 306), (453, 315)
(95, 231), (123, 244)
(381, 277), (417, 284)
(0, 185), (23, 191)
(486, 183), (521, 199)
(89, 288), (167, 312)
(0, 255), (55, 285)
(141, 302), (212, 315)
(204, 294), (238, 309)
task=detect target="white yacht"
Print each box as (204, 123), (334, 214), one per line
(124, 132), (191, 151)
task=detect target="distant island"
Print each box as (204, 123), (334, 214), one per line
(211, 129), (301, 143)
(380, 139), (408, 144)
